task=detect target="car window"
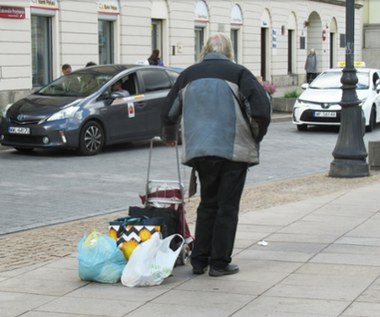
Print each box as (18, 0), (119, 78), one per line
(372, 72), (379, 88)
(310, 72), (342, 89)
(166, 69), (181, 83)
(38, 73), (113, 96)
(121, 73), (137, 95)
(356, 72), (370, 90)
(310, 70), (369, 90)
(139, 69), (172, 92)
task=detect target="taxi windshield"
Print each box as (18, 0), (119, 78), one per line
(310, 70), (369, 90)
(37, 73), (113, 96)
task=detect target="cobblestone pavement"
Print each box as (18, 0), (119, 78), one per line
(1, 170), (380, 273)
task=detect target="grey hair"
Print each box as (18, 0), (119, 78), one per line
(199, 33), (235, 61)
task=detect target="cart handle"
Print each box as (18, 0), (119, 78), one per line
(145, 136), (182, 198)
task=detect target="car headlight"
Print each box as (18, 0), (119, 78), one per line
(1, 103), (13, 118)
(295, 99), (307, 107)
(47, 106), (79, 122)
(358, 98), (366, 107)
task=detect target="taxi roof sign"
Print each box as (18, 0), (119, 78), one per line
(337, 61), (366, 68)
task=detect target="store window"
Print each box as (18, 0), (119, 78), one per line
(99, 20), (114, 64)
(194, 0), (209, 62)
(31, 15), (53, 87)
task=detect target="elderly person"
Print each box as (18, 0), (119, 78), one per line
(161, 33), (271, 277)
(305, 48), (318, 83)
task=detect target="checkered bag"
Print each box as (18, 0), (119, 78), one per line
(109, 216), (162, 260)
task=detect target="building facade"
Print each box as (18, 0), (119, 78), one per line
(0, 0), (364, 109)
(362, 0), (380, 68)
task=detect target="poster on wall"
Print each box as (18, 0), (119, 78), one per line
(30, 0), (58, 9)
(98, 0), (119, 14)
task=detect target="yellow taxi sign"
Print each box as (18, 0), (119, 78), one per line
(337, 61), (366, 68)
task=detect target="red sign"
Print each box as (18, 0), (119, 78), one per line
(0, 6), (25, 19)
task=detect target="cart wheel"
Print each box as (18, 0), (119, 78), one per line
(176, 243), (191, 266)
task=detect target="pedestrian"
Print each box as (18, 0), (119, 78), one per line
(148, 49), (164, 66)
(85, 61), (97, 67)
(62, 64), (72, 75)
(61, 64), (80, 91)
(305, 48), (317, 83)
(161, 33), (271, 277)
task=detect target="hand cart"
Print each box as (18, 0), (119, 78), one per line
(132, 137), (193, 265)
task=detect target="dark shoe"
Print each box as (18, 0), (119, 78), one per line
(192, 266), (208, 275)
(209, 264), (239, 277)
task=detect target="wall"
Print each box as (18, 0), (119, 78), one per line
(0, 0), (362, 108)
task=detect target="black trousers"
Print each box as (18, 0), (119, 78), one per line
(306, 72), (317, 84)
(191, 158), (248, 269)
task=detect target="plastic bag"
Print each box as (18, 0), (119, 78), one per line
(77, 231), (127, 283)
(109, 215), (163, 260)
(121, 232), (184, 287)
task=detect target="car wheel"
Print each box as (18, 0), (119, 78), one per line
(366, 107), (376, 132)
(14, 147), (34, 154)
(78, 121), (104, 155)
(297, 124), (308, 131)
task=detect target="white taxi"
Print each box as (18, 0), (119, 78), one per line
(292, 65), (380, 132)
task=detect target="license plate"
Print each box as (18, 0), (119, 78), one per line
(9, 127), (30, 134)
(314, 111), (337, 118)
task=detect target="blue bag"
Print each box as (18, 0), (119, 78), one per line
(77, 231), (127, 283)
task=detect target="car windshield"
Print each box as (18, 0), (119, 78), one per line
(310, 70), (370, 90)
(37, 73), (113, 96)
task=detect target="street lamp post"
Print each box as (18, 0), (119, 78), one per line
(329, 0), (369, 178)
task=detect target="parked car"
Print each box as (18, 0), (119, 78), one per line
(0, 64), (181, 155)
(292, 67), (380, 131)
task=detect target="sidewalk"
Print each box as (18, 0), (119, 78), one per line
(1, 178), (380, 316)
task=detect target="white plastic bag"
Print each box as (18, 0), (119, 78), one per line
(121, 232), (184, 287)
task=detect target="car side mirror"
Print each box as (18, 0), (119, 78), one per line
(376, 79), (380, 93)
(301, 83), (309, 90)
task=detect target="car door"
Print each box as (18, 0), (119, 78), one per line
(104, 72), (149, 142)
(135, 68), (175, 136)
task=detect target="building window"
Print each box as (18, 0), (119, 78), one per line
(31, 15), (52, 87)
(194, 0), (209, 62)
(99, 20), (114, 64)
(195, 27), (204, 62)
(231, 29), (239, 63)
(151, 19), (163, 53)
(230, 4), (243, 63)
(288, 30), (294, 74)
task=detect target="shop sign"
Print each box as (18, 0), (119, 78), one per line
(30, 0), (58, 10)
(98, 0), (119, 14)
(0, 6), (26, 19)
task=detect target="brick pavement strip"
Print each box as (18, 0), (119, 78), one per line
(1, 171), (380, 272)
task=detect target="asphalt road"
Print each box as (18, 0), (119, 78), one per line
(1, 119), (380, 235)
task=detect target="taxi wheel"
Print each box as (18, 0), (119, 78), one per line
(78, 121), (104, 155)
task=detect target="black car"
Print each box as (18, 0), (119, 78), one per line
(0, 64), (181, 155)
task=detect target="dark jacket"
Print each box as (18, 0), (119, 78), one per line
(161, 52), (271, 166)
